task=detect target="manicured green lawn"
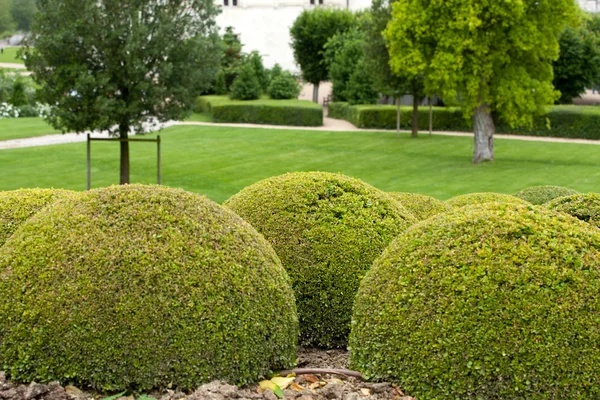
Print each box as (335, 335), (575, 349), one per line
(0, 118), (60, 140)
(0, 47), (24, 64)
(0, 125), (598, 203)
(185, 113), (212, 122)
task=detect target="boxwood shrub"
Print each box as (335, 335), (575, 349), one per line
(0, 185), (298, 391)
(514, 185), (579, 205)
(350, 203), (600, 399)
(224, 172), (416, 348)
(388, 192), (451, 221)
(329, 102), (600, 139)
(446, 192), (528, 208)
(196, 95), (323, 127)
(0, 188), (73, 246)
(547, 193), (600, 228)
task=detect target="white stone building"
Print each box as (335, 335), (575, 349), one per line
(215, 0), (370, 73)
(579, 0), (600, 12)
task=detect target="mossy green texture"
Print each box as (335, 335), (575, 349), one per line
(0, 185), (298, 391)
(0, 188), (73, 246)
(514, 185), (579, 205)
(547, 193), (600, 228)
(350, 203), (600, 399)
(388, 192), (451, 221)
(225, 172), (416, 348)
(446, 192), (528, 208)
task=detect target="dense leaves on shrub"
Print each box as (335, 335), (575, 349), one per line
(0, 188), (73, 246)
(547, 193), (600, 228)
(225, 172), (415, 348)
(388, 192), (451, 221)
(196, 95), (323, 127)
(350, 203), (600, 399)
(229, 62), (262, 101)
(446, 192), (528, 208)
(0, 185), (298, 391)
(514, 185), (579, 205)
(267, 71), (301, 100)
(328, 102), (600, 140)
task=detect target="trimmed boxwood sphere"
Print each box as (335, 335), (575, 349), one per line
(547, 193), (600, 228)
(388, 192), (451, 221)
(0, 188), (73, 246)
(0, 185), (298, 391)
(446, 192), (528, 208)
(350, 203), (600, 399)
(225, 172), (416, 348)
(514, 185), (579, 205)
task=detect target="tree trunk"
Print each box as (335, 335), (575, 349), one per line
(396, 97), (400, 137)
(411, 95), (419, 138)
(312, 83), (319, 103)
(472, 103), (495, 163)
(119, 122), (130, 184)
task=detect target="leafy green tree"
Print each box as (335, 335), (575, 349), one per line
(229, 62), (261, 100)
(362, 1), (424, 137)
(268, 71), (300, 99)
(290, 8), (355, 103)
(10, 0), (38, 31)
(0, 0), (15, 34)
(553, 24), (600, 103)
(24, 0), (220, 184)
(345, 58), (378, 105)
(324, 27), (364, 102)
(385, 0), (578, 163)
(247, 51), (269, 92)
(220, 26), (244, 91)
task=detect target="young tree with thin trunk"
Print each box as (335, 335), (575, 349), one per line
(385, 0), (578, 162)
(23, 0), (220, 184)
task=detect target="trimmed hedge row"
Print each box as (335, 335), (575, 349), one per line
(547, 193), (600, 228)
(446, 192), (529, 208)
(350, 202), (600, 399)
(514, 185), (579, 205)
(388, 192), (451, 221)
(0, 185), (298, 391)
(329, 102), (600, 140)
(196, 96), (323, 127)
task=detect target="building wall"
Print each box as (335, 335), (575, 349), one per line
(215, 0), (371, 72)
(579, 0), (600, 12)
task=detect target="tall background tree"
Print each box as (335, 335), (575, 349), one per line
(10, 0), (38, 31)
(0, 0), (15, 35)
(385, 0), (579, 162)
(290, 8), (355, 103)
(24, 0), (221, 184)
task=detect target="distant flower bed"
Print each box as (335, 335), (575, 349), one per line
(0, 102), (51, 119)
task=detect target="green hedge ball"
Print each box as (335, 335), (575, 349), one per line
(350, 203), (600, 399)
(446, 192), (528, 208)
(0, 185), (298, 391)
(0, 188), (74, 246)
(225, 172), (416, 348)
(547, 193), (600, 228)
(388, 192), (451, 221)
(514, 185), (579, 205)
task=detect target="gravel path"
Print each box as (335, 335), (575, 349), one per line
(0, 62), (26, 69)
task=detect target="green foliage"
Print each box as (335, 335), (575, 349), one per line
(0, 188), (73, 247)
(350, 202), (600, 399)
(214, 69), (227, 95)
(324, 27), (364, 102)
(196, 95), (323, 126)
(229, 62), (262, 101)
(553, 23), (600, 103)
(547, 193), (600, 229)
(384, 0), (579, 128)
(220, 26), (244, 91)
(0, 185), (298, 391)
(24, 0), (221, 152)
(224, 172), (416, 348)
(514, 185), (579, 205)
(9, 76), (29, 106)
(247, 51), (268, 92)
(446, 192), (529, 208)
(290, 8), (356, 85)
(345, 58), (378, 105)
(10, 0), (37, 31)
(0, 0), (15, 34)
(388, 192), (451, 221)
(267, 71), (300, 100)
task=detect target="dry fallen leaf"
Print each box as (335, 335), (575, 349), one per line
(360, 388), (371, 396)
(304, 374), (320, 384)
(271, 376), (295, 390)
(325, 378), (344, 385)
(291, 383), (305, 392)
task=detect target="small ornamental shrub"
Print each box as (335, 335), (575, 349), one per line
(514, 185), (579, 205)
(0, 188), (73, 247)
(446, 192), (528, 208)
(547, 193), (600, 228)
(0, 185), (298, 391)
(229, 62), (262, 101)
(225, 172), (416, 348)
(388, 192), (451, 221)
(268, 71), (301, 100)
(350, 203), (600, 399)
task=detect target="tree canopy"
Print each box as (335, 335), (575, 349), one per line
(385, 0), (579, 162)
(10, 0), (38, 31)
(24, 0), (221, 184)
